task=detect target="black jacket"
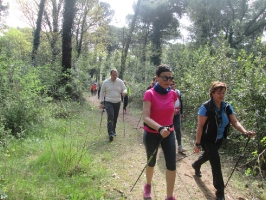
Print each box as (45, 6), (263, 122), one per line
(201, 99), (233, 143)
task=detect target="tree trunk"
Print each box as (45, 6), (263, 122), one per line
(61, 0), (76, 92)
(120, 0), (141, 80)
(31, 0), (46, 67)
(43, 0), (63, 64)
(76, 7), (87, 59)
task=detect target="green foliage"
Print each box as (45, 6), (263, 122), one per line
(135, 0), (182, 66)
(165, 37), (266, 177)
(184, 0), (266, 49)
(32, 137), (92, 178)
(1, 0), (266, 192)
(245, 167), (252, 176)
(0, 28), (32, 62)
(0, 102), (107, 199)
(0, 58), (47, 137)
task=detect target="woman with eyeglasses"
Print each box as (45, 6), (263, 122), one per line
(192, 81), (255, 200)
(142, 64), (177, 200)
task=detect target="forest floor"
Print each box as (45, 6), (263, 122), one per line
(87, 95), (262, 200)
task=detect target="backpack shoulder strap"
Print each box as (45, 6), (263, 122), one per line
(203, 99), (215, 116)
(175, 89), (180, 99)
(225, 101), (233, 116)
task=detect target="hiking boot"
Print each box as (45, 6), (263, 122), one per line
(216, 190), (225, 200)
(143, 184), (152, 199)
(109, 133), (114, 142)
(178, 145), (186, 153)
(165, 196), (177, 200)
(192, 163), (202, 177)
(103, 109), (106, 112)
(113, 132), (117, 136)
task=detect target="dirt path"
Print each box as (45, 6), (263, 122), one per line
(87, 95), (255, 200)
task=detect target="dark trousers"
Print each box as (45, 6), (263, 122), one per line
(173, 113), (181, 146)
(122, 95), (129, 110)
(143, 131), (176, 170)
(105, 101), (121, 135)
(193, 138), (224, 197)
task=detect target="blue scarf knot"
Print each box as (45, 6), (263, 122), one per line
(153, 82), (171, 94)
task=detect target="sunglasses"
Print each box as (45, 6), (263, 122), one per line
(159, 76), (174, 81)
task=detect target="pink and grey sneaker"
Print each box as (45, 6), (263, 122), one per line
(165, 197), (177, 200)
(143, 184), (152, 199)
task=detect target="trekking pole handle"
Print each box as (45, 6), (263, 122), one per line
(158, 126), (174, 138)
(244, 131), (256, 138)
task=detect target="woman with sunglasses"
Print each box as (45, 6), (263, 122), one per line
(192, 81), (255, 200)
(142, 64), (177, 200)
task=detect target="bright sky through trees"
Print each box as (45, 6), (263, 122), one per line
(101, 0), (135, 27)
(4, 0), (29, 28)
(4, 0), (192, 42)
(4, 0), (136, 28)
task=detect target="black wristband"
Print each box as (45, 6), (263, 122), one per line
(195, 143), (201, 148)
(100, 102), (104, 105)
(158, 126), (165, 134)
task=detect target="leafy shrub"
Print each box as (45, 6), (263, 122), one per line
(0, 60), (46, 137)
(167, 38), (266, 176)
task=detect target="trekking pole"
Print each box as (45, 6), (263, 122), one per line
(130, 138), (163, 192)
(134, 112), (142, 129)
(176, 151), (194, 162)
(128, 95), (130, 112)
(99, 108), (104, 132)
(123, 102), (125, 137)
(225, 137), (250, 188)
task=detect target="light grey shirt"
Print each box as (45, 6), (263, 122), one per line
(100, 77), (127, 103)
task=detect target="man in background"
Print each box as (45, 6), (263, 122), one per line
(99, 69), (127, 141)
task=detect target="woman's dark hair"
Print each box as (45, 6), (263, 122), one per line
(156, 64), (172, 76)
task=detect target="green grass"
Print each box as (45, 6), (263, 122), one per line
(0, 99), (265, 199)
(0, 101), (109, 199)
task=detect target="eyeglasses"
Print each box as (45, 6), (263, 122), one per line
(159, 76), (174, 81)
